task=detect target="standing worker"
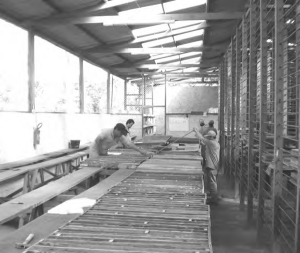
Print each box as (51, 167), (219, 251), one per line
(193, 128), (220, 205)
(203, 120), (218, 136)
(89, 123), (154, 157)
(124, 119), (135, 143)
(198, 119), (206, 167)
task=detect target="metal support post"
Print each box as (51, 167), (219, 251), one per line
(219, 61), (225, 172)
(294, 4), (300, 253)
(235, 27), (241, 197)
(107, 72), (111, 114)
(28, 30), (35, 113)
(240, 17), (248, 211)
(247, 0), (257, 224)
(79, 57), (84, 113)
(257, 0), (268, 239)
(231, 38), (236, 184)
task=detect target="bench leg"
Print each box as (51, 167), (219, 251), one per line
(18, 215), (25, 228)
(29, 204), (44, 221)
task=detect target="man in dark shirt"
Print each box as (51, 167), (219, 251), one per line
(202, 120), (218, 136)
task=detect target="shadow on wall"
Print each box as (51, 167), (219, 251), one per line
(167, 86), (218, 113)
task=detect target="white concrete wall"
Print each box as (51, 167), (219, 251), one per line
(0, 112), (142, 163)
(166, 114), (219, 138)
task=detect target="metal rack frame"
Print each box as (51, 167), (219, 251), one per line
(219, 0), (300, 251)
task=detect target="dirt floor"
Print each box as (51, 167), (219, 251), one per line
(211, 174), (270, 253)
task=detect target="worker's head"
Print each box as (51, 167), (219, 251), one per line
(114, 123), (129, 137)
(204, 130), (217, 140)
(126, 119), (135, 129)
(208, 120), (214, 127)
(199, 119), (205, 127)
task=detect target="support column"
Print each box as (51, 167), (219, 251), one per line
(107, 71), (111, 114)
(79, 57), (84, 113)
(164, 74), (167, 135)
(219, 61), (225, 172)
(124, 79), (127, 111)
(257, 0), (268, 239)
(294, 4), (300, 253)
(235, 27), (241, 198)
(240, 17), (248, 211)
(272, 0), (284, 251)
(28, 31), (35, 113)
(231, 38), (236, 184)
(223, 53), (228, 175)
(247, 0), (257, 225)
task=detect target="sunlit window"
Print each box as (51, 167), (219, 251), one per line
(35, 36), (80, 112)
(84, 61), (107, 113)
(0, 19), (28, 111)
(111, 75), (125, 113)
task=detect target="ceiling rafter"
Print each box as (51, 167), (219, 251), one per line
(85, 23), (207, 53)
(126, 71), (217, 76)
(114, 63), (218, 69)
(24, 0), (159, 22)
(27, 12), (244, 26)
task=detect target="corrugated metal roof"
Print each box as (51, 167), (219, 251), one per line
(0, 0), (247, 80)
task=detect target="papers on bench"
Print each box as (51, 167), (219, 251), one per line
(48, 198), (96, 215)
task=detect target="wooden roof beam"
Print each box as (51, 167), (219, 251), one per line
(85, 45), (224, 54)
(114, 63), (217, 69)
(29, 12), (245, 26)
(128, 73), (218, 78)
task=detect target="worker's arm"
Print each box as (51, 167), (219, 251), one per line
(193, 128), (205, 142)
(120, 136), (154, 156)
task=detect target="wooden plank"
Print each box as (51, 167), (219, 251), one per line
(0, 151), (88, 183)
(25, 168), (211, 253)
(86, 47), (220, 54)
(152, 154), (202, 161)
(0, 168), (134, 253)
(0, 166), (103, 225)
(0, 144), (89, 171)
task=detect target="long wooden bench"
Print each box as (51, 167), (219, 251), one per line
(0, 151), (89, 199)
(0, 166), (104, 228)
(0, 144), (90, 171)
(0, 168), (133, 253)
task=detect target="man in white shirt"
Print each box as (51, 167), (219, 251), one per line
(89, 123), (153, 157)
(193, 128), (220, 204)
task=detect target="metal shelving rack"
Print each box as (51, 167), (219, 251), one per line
(219, 0), (300, 252)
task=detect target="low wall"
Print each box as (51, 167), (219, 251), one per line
(0, 112), (142, 163)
